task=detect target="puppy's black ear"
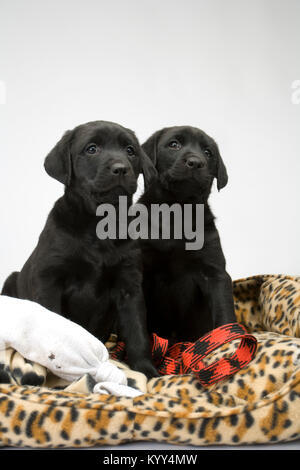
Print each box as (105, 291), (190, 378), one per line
(141, 130), (162, 167)
(140, 149), (157, 190)
(216, 148), (228, 191)
(44, 130), (73, 185)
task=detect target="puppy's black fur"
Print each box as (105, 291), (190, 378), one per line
(139, 126), (236, 343)
(2, 120), (158, 378)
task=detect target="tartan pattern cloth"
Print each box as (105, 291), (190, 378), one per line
(111, 322), (258, 386)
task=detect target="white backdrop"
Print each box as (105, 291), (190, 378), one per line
(0, 0), (299, 287)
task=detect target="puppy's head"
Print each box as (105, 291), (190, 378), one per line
(44, 121), (156, 208)
(142, 126), (228, 199)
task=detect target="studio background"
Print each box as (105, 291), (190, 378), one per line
(0, 0), (299, 288)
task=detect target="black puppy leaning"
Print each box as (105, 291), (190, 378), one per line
(139, 126), (236, 343)
(2, 120), (158, 378)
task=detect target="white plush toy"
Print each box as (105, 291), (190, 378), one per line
(0, 295), (142, 397)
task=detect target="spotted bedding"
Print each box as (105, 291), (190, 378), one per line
(0, 274), (299, 447)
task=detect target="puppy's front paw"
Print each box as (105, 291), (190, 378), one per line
(129, 360), (160, 380)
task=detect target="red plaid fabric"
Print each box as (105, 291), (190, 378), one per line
(110, 322), (258, 387)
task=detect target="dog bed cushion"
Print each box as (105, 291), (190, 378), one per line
(0, 274), (299, 447)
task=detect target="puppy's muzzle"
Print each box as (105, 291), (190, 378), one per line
(91, 158), (136, 201)
(185, 155), (206, 170)
(110, 161), (130, 176)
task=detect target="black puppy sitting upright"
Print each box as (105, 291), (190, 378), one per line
(2, 120), (158, 378)
(139, 126), (236, 343)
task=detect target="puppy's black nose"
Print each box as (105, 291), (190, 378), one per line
(185, 156), (205, 170)
(111, 162), (128, 176)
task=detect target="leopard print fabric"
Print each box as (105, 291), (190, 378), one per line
(0, 274), (299, 447)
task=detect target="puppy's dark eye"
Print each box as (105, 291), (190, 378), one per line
(204, 148), (212, 157)
(126, 145), (135, 156)
(168, 140), (181, 150)
(85, 144), (99, 155)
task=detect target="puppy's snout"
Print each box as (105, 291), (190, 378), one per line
(111, 162), (129, 176)
(185, 155), (205, 170)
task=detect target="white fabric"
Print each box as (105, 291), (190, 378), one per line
(0, 295), (142, 397)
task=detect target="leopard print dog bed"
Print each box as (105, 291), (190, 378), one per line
(0, 274), (299, 448)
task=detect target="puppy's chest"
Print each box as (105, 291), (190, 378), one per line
(64, 243), (132, 291)
(65, 256), (111, 286)
(144, 248), (201, 276)
(144, 248), (209, 302)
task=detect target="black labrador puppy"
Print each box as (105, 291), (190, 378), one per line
(2, 120), (158, 378)
(139, 126), (236, 343)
